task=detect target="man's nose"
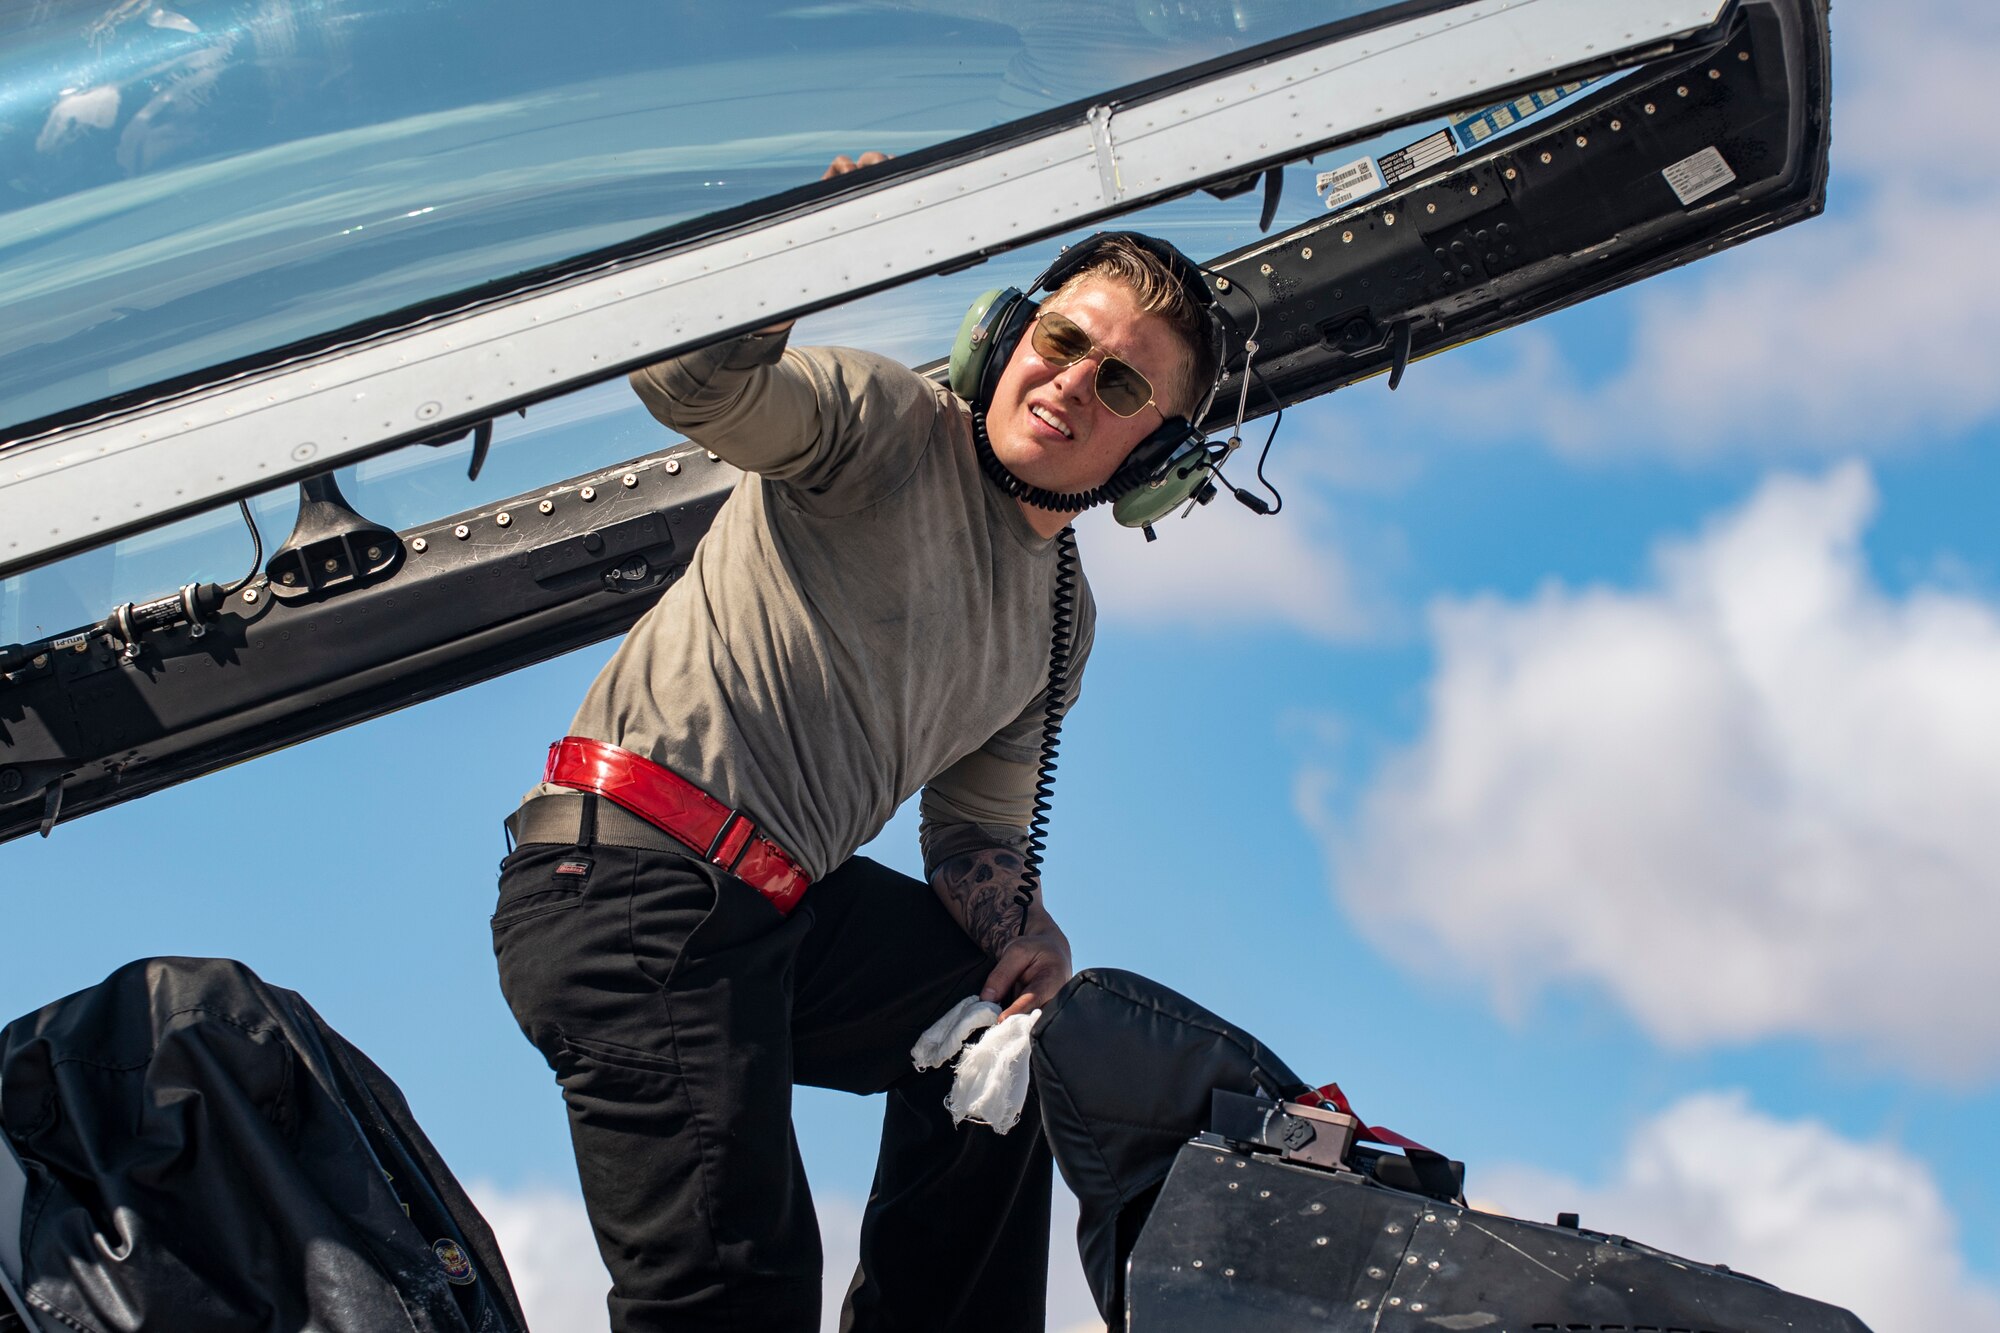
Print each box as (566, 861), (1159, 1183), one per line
(1050, 355), (1098, 402)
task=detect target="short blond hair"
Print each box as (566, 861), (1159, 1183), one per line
(1045, 235), (1217, 417)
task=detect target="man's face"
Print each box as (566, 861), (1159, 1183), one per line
(985, 278), (1189, 500)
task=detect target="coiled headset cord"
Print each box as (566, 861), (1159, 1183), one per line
(1020, 525), (1077, 902)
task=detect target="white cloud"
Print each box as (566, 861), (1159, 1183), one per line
(1078, 486), (1374, 643)
(1409, 0), (2000, 458)
(470, 1178), (1105, 1333)
(1318, 464), (2000, 1076)
(1481, 1092), (2000, 1333)
(469, 1182), (610, 1333)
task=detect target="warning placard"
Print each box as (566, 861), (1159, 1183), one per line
(1663, 146), (1737, 206)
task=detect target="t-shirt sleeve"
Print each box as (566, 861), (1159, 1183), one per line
(628, 335), (936, 512)
(917, 571), (1096, 880)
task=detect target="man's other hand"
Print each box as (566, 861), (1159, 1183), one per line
(981, 925), (1072, 1021)
(755, 151), (894, 336)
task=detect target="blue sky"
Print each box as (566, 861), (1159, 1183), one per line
(5, 4), (1999, 1330)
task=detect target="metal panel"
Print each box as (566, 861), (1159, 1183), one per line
(1125, 1142), (1874, 1332)
(0, 0), (1730, 576)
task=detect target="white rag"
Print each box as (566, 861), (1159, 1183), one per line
(909, 996), (1041, 1135)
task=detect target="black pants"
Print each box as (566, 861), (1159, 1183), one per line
(491, 821), (1051, 1333)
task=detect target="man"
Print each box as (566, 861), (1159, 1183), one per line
(491, 160), (1221, 1332)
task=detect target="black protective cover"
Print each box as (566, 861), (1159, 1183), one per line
(1032, 967), (1311, 1320)
(0, 958), (527, 1333)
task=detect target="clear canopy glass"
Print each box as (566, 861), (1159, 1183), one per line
(2, 40), (1617, 648)
(0, 0), (1405, 436)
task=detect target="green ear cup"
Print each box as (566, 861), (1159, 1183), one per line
(949, 288), (1014, 402)
(1112, 441), (1215, 528)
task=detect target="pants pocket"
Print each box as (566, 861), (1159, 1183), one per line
(490, 845), (591, 930)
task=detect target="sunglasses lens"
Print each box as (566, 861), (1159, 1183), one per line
(1032, 312), (1093, 365)
(1031, 310), (1155, 417)
(1094, 359), (1153, 417)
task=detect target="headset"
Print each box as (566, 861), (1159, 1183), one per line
(943, 232), (1267, 903)
(947, 231), (1238, 533)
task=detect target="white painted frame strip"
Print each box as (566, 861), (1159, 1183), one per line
(0, 0), (1726, 574)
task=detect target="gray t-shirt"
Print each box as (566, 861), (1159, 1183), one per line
(544, 330), (1095, 883)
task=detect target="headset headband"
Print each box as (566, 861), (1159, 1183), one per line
(1031, 232), (1215, 313)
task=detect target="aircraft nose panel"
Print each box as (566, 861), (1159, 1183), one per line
(1126, 1144), (1874, 1333)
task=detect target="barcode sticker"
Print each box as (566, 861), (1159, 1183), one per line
(1663, 146), (1737, 205)
(1317, 155), (1386, 210)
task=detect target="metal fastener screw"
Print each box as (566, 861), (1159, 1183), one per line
(365, 546), (382, 561)
(1314, 1237), (1328, 1247)
(242, 588), (259, 604)
(322, 558), (338, 572)
(496, 511), (512, 527)
(1710, 68), (1721, 79)
(1223, 1268), (1236, 1278)
(1368, 1268), (1385, 1279)
(1412, 1304), (1426, 1313)
(1469, 183), (1480, 195)
(1540, 151), (1553, 164)
(580, 486), (597, 501)
(1575, 135), (1588, 147)
(1191, 1260), (1203, 1269)
(1355, 1301), (1371, 1311)
(1426, 202), (1436, 213)
(1739, 49), (1751, 60)
(665, 460), (681, 475)
(1385, 1224), (1402, 1234)
(1505, 167), (1517, 180)
(1611, 119), (1623, 131)
(1259, 263), (1273, 275)
(1309, 1202), (1324, 1213)
(538, 499), (554, 514)
(1388, 1298), (1402, 1307)
(1384, 212), (1396, 225)
(1677, 85), (1689, 97)
(1258, 1190), (1271, 1199)
(1235, 1160), (1247, 1169)
(1428, 1260), (1441, 1271)
(1341, 230), (1353, 243)
(32, 654), (49, 668)
(281, 571), (298, 585)
(1214, 1156), (1226, 1164)
(412, 538), (428, 553)
(453, 524), (470, 539)
(1214, 277), (1231, 291)
(1406, 1255), (1420, 1266)
(1228, 1182), (1239, 1191)
(622, 473), (639, 488)
(1301, 246), (1312, 259)
(1645, 102), (1657, 114)
(705, 450), (720, 460)
(1424, 1214), (1436, 1223)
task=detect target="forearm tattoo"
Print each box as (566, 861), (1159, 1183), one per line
(933, 847), (1034, 959)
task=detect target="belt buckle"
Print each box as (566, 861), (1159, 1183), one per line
(705, 810), (754, 873)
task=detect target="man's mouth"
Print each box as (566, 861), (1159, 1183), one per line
(1028, 403), (1072, 439)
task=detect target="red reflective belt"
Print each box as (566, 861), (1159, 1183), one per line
(542, 736), (810, 915)
(1302, 1082), (1438, 1156)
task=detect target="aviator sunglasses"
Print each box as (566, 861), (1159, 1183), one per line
(1029, 310), (1160, 418)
